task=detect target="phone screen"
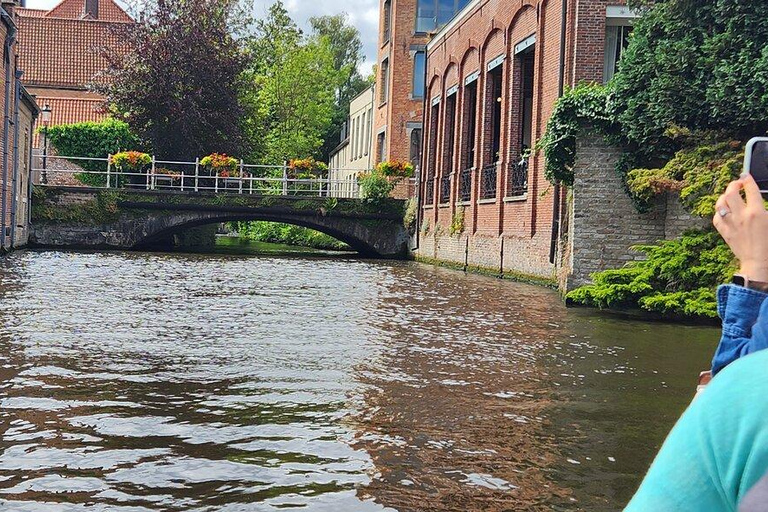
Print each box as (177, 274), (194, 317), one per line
(751, 140), (768, 191)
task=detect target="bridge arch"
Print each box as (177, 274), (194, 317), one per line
(137, 212), (388, 256)
(29, 187), (411, 259)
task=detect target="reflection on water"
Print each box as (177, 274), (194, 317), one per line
(0, 249), (718, 511)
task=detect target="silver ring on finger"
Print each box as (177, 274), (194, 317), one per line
(719, 207), (731, 218)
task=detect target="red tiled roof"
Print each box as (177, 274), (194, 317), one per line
(32, 95), (109, 147)
(16, 8), (48, 18)
(29, 0), (134, 23)
(17, 15), (130, 89)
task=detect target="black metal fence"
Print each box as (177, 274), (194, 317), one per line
(425, 175), (435, 205)
(459, 168), (472, 202)
(480, 164), (497, 200)
(507, 157), (529, 198)
(439, 174), (451, 204)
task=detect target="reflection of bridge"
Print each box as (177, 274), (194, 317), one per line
(30, 187), (410, 258)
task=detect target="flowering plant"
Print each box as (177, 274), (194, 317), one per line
(289, 157), (328, 176)
(377, 160), (415, 178)
(201, 153), (238, 174)
(111, 151), (151, 170)
(154, 167), (181, 180)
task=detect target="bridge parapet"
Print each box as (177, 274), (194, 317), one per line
(30, 187), (411, 258)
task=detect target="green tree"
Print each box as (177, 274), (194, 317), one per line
(101, 0), (250, 161)
(613, 0), (768, 161)
(309, 13), (369, 161)
(244, 2), (342, 163)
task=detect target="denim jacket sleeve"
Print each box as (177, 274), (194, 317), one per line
(712, 284), (768, 376)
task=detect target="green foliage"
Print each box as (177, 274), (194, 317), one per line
(613, 0), (768, 160)
(537, 83), (620, 185)
(377, 161), (415, 178)
(567, 230), (736, 319)
(358, 171), (395, 203)
(449, 207), (465, 236)
(403, 197), (418, 230)
(237, 221), (349, 250)
(44, 119), (141, 186)
(244, 2), (343, 162)
(626, 136), (744, 215)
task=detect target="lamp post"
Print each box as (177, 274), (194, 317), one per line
(40, 104), (51, 185)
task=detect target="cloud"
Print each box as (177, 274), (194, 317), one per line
(252, 0), (380, 75)
(27, 0), (381, 75)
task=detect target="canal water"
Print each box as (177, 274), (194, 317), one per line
(0, 245), (718, 511)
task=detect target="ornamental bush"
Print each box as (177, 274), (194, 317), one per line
(567, 230), (736, 319)
(626, 134), (744, 215)
(358, 170), (394, 203)
(44, 119), (142, 186)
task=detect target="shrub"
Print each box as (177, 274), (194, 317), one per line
(358, 170), (394, 203)
(567, 230), (736, 319)
(44, 119), (141, 186)
(612, 0), (768, 161)
(450, 207), (465, 236)
(626, 136), (744, 215)
(403, 197), (418, 229)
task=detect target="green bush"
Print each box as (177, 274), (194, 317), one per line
(236, 221), (349, 250)
(44, 119), (141, 186)
(626, 136), (744, 215)
(612, 0), (768, 160)
(567, 230), (736, 319)
(358, 171), (395, 203)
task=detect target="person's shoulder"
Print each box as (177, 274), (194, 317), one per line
(711, 348), (768, 394)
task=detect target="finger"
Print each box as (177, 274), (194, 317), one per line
(723, 180), (747, 214)
(742, 174), (764, 208)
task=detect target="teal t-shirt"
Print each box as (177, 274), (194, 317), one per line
(626, 349), (768, 511)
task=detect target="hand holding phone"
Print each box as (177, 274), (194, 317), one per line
(714, 174), (768, 283)
(744, 137), (768, 195)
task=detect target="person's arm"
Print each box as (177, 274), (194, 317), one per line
(626, 350), (768, 512)
(711, 175), (768, 373)
(711, 285), (768, 375)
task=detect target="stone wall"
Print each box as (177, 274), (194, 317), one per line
(560, 132), (708, 291)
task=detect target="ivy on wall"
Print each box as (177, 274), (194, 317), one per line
(541, 0), (768, 318)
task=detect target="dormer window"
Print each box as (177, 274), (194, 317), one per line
(84, 0), (99, 19)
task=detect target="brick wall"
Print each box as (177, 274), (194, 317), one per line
(373, 0), (427, 166)
(559, 131), (707, 291)
(415, 0), (637, 282)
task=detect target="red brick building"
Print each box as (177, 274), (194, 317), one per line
(417, 0), (636, 280)
(17, 0), (132, 146)
(373, 0), (472, 168)
(0, 0), (41, 252)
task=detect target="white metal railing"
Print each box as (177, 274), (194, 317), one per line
(32, 154), (365, 198)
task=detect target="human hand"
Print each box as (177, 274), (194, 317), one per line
(714, 175), (768, 282)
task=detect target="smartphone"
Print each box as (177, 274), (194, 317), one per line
(744, 137), (768, 194)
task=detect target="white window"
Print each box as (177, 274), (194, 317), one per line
(604, 6), (639, 83)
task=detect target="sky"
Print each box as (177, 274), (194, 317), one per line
(26, 0), (380, 74)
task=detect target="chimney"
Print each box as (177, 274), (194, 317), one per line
(84, 0), (98, 19)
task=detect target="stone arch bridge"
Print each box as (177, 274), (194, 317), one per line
(30, 187), (411, 258)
